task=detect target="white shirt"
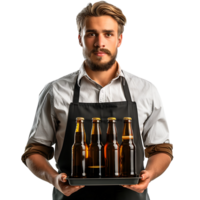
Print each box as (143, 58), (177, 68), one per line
(27, 61), (170, 162)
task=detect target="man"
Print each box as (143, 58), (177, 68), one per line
(22, 1), (173, 200)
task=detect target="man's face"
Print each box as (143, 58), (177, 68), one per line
(78, 15), (122, 71)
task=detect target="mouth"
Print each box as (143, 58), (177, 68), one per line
(94, 52), (107, 56)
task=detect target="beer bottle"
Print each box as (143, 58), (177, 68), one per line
(104, 117), (120, 177)
(87, 118), (105, 178)
(71, 117), (88, 177)
(120, 117), (136, 177)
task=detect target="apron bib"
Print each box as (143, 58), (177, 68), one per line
(53, 75), (150, 200)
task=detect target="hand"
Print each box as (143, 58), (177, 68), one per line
(53, 173), (85, 197)
(121, 170), (151, 193)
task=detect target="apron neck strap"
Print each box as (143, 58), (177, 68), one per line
(121, 76), (132, 102)
(73, 75), (132, 103)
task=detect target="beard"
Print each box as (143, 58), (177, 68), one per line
(83, 48), (118, 71)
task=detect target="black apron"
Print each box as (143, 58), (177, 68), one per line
(53, 75), (150, 200)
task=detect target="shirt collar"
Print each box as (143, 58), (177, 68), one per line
(77, 61), (125, 87)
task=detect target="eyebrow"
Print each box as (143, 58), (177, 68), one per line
(86, 29), (114, 33)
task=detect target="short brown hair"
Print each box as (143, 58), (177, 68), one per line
(76, 1), (127, 37)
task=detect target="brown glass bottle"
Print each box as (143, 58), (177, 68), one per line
(71, 117), (88, 177)
(104, 117), (120, 177)
(87, 118), (105, 178)
(120, 117), (136, 177)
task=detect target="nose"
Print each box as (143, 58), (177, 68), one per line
(94, 34), (105, 48)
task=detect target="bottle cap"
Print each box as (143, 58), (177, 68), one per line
(92, 117), (101, 121)
(123, 117), (132, 121)
(107, 117), (116, 121)
(76, 117), (84, 121)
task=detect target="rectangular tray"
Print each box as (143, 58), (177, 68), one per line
(67, 177), (141, 186)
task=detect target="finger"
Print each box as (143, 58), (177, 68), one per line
(60, 173), (67, 183)
(139, 171), (146, 179)
(139, 171), (149, 181)
(72, 185), (85, 189)
(76, 185), (85, 189)
(141, 174), (145, 180)
(70, 185), (79, 191)
(130, 184), (139, 189)
(122, 185), (131, 188)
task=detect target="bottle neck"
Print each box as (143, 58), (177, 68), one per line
(106, 122), (118, 143)
(90, 122), (102, 144)
(122, 121), (134, 142)
(74, 121), (85, 144)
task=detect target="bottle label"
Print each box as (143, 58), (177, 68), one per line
(88, 166), (105, 168)
(122, 136), (133, 139)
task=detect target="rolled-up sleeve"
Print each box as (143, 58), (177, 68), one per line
(145, 143), (173, 160)
(142, 84), (173, 159)
(21, 82), (58, 165)
(21, 143), (54, 165)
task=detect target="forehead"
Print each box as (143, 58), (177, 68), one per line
(83, 15), (118, 32)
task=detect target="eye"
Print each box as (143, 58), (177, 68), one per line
(87, 33), (112, 37)
(88, 33), (95, 36)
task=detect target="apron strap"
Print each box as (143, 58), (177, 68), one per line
(73, 75), (132, 103)
(121, 76), (132, 102)
(73, 77), (80, 103)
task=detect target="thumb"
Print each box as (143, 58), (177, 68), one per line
(60, 173), (67, 183)
(140, 170), (148, 180)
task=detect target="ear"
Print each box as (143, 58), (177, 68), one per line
(118, 33), (124, 49)
(76, 34), (82, 48)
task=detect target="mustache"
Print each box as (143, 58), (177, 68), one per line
(92, 48), (111, 56)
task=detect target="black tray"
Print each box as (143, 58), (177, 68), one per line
(67, 177), (141, 186)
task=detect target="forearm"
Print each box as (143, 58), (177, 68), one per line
(145, 153), (171, 181)
(26, 154), (58, 185)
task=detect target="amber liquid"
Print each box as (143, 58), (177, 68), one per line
(120, 138), (135, 177)
(104, 134), (120, 177)
(87, 165), (105, 178)
(87, 134), (105, 177)
(71, 132), (88, 177)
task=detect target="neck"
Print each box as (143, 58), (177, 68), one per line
(84, 60), (119, 87)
